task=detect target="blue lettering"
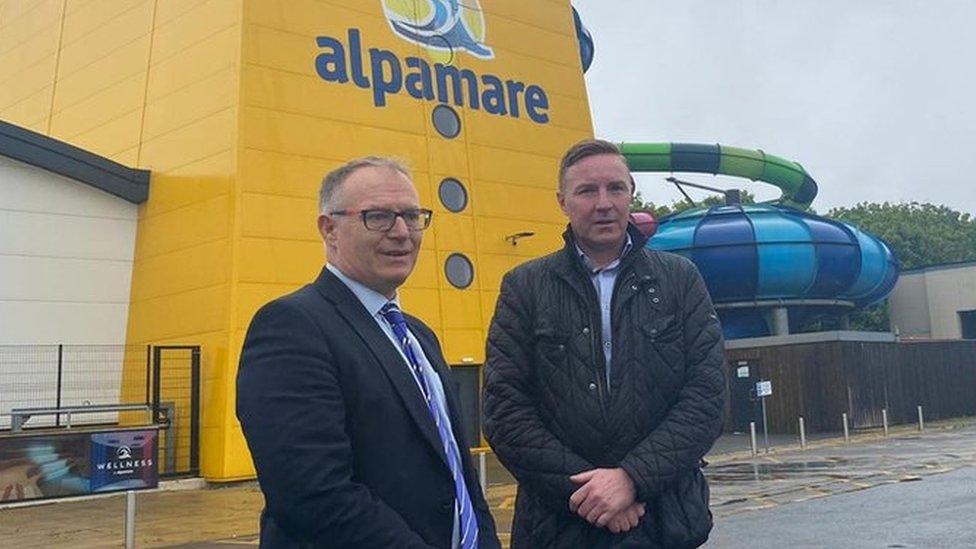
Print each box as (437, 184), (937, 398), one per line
(369, 48), (402, 107)
(405, 57), (434, 100)
(525, 85), (549, 123)
(481, 75), (507, 116)
(505, 80), (525, 119)
(313, 29), (551, 124)
(315, 37), (348, 82)
(348, 29), (370, 88)
(434, 64), (480, 109)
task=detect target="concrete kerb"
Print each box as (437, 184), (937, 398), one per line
(706, 415), (976, 464)
(0, 477), (209, 511)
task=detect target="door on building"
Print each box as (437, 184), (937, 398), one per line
(451, 364), (483, 448)
(960, 310), (976, 339)
(729, 359), (762, 433)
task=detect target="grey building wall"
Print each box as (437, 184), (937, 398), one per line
(889, 261), (976, 339)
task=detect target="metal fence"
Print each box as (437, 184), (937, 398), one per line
(0, 344), (200, 477)
(0, 344), (150, 430)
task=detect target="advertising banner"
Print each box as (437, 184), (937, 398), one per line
(0, 428), (158, 503)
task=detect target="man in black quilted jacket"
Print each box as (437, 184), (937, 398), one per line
(484, 139), (727, 548)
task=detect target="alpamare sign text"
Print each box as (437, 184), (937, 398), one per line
(313, 1), (551, 124)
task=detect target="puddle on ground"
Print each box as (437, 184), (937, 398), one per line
(705, 457), (865, 482)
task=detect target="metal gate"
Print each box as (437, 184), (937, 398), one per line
(151, 346), (200, 477)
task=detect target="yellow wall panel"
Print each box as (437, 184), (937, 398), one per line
(0, 0), (50, 26)
(481, 10), (579, 68)
(141, 152), (234, 218)
(57, 0), (153, 77)
(234, 282), (311, 331)
(127, 284), (230, 342)
(129, 238), (231, 301)
(150, 0), (241, 63)
(146, 24), (239, 102)
(0, 53), (56, 111)
(134, 193), (230, 260)
(470, 143), (559, 188)
(220, 424), (255, 479)
(0, 26), (59, 82)
(152, 0), (211, 28)
(432, 213), (477, 251)
(425, 135), (471, 180)
(480, 0), (573, 34)
(237, 237), (324, 285)
(139, 107), (235, 171)
(466, 108), (590, 158)
(439, 288), (483, 330)
(245, 0), (401, 51)
(66, 108), (142, 158)
(398, 287), (442, 330)
(406, 248), (439, 290)
(441, 328), (484, 364)
(60, 0), (146, 45)
(50, 72), (144, 138)
(239, 192), (318, 241)
(111, 146), (139, 167)
(52, 35), (150, 114)
(0, 83), (51, 129)
(142, 66), (237, 141)
(474, 217), (565, 258)
(241, 106), (429, 171)
(471, 180), (566, 224)
(239, 147), (332, 197)
(243, 63), (426, 135)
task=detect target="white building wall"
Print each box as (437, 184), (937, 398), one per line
(889, 263), (976, 339)
(923, 265), (976, 339)
(0, 155), (138, 427)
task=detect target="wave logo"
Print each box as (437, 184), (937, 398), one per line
(382, 0), (494, 61)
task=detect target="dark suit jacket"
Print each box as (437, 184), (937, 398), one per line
(236, 267), (500, 548)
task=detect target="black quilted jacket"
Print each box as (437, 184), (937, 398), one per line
(484, 225), (727, 548)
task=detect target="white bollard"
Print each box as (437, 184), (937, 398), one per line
(479, 452), (487, 495)
(749, 421), (758, 456)
(125, 490), (136, 549)
(917, 405), (924, 431)
(842, 413), (850, 443)
(882, 408), (889, 438)
(799, 416), (807, 449)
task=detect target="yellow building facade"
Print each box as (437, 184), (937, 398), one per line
(0, 0), (593, 480)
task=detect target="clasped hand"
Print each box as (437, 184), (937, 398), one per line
(568, 468), (645, 534)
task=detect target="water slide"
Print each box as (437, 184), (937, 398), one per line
(620, 142), (898, 339)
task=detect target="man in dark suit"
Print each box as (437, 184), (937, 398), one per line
(237, 157), (500, 549)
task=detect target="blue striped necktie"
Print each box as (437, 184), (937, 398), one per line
(380, 303), (478, 549)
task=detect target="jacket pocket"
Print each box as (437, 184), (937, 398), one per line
(654, 465), (713, 548)
(641, 314), (684, 374)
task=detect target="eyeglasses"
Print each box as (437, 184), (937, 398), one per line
(329, 208), (434, 232)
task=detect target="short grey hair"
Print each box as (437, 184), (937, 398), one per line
(319, 156), (411, 214)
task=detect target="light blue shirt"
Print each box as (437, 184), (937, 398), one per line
(326, 264), (461, 548)
(577, 235), (633, 391)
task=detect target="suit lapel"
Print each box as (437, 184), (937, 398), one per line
(409, 320), (465, 439)
(313, 268), (449, 468)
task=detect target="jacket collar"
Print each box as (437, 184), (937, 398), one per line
(555, 222), (653, 280)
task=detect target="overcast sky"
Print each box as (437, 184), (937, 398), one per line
(572, 1), (976, 214)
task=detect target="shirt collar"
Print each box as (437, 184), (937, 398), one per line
(576, 233), (633, 274)
(326, 264), (398, 317)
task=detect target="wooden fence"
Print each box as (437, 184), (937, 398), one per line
(724, 338), (976, 434)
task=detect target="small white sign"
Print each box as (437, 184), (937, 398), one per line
(737, 366), (750, 378)
(756, 381), (772, 397)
